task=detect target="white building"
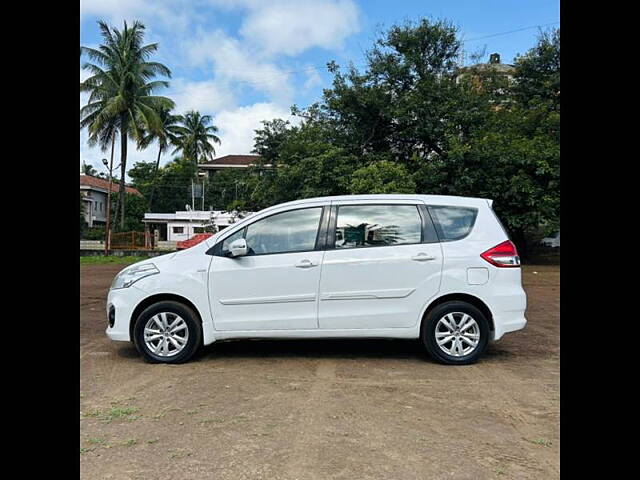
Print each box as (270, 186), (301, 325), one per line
(143, 210), (253, 242)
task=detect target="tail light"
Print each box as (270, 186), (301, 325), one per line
(480, 240), (521, 267)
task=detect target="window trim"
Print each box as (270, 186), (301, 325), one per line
(327, 203), (429, 251)
(208, 205), (328, 257)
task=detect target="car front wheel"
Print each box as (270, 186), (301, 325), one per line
(132, 301), (202, 364)
(421, 301), (490, 365)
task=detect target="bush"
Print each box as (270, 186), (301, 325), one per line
(83, 227), (106, 241)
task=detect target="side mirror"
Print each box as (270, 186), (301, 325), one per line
(228, 238), (248, 257)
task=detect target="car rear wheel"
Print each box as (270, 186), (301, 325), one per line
(132, 301), (202, 364)
(421, 301), (489, 365)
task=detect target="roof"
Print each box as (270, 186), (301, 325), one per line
(457, 62), (515, 75)
(258, 194), (493, 213)
(143, 210), (248, 223)
(198, 154), (268, 169)
(80, 174), (142, 196)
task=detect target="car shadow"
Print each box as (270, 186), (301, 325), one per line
(197, 338), (428, 361)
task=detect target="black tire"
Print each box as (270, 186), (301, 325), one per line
(132, 301), (202, 364)
(421, 301), (490, 365)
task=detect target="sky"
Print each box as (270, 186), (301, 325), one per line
(80, 0), (560, 177)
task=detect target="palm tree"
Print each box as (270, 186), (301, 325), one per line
(137, 108), (182, 212)
(81, 162), (98, 176)
(80, 20), (175, 229)
(172, 110), (221, 166)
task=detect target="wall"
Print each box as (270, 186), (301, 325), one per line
(80, 240), (177, 251)
(167, 221), (208, 242)
(81, 189), (108, 226)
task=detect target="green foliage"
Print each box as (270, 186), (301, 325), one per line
(350, 160), (416, 194)
(80, 256), (145, 265)
(129, 157), (197, 214)
(171, 111), (221, 165)
(83, 226), (106, 240)
(114, 194), (149, 233)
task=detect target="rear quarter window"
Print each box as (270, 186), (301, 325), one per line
(428, 206), (478, 241)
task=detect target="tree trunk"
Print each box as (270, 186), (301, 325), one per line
(148, 146), (163, 212)
(119, 130), (128, 229)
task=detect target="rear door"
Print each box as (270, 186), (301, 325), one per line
(318, 200), (443, 329)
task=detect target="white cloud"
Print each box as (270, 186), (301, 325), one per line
(168, 78), (236, 115)
(80, 0), (193, 31)
(212, 103), (296, 157)
(210, 0), (360, 56)
(183, 29), (293, 104)
(303, 66), (324, 90)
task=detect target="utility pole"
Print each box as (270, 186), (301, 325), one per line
(191, 178), (196, 211)
(103, 134), (115, 256)
(202, 175), (205, 211)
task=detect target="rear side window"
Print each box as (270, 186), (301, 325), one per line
(334, 205), (422, 249)
(429, 206), (478, 241)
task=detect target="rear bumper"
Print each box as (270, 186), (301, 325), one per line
(492, 314), (527, 340)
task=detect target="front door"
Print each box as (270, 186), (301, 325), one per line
(318, 201), (443, 329)
(209, 205), (326, 331)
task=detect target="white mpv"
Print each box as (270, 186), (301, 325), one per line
(107, 195), (526, 365)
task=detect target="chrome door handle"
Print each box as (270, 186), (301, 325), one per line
(411, 253), (436, 261)
(295, 259), (317, 268)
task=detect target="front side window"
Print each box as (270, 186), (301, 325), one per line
(334, 205), (422, 249)
(429, 206), (478, 241)
(244, 207), (322, 255)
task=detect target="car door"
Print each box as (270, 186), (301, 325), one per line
(208, 204), (328, 331)
(318, 200), (443, 329)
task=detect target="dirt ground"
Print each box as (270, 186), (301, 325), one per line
(80, 264), (559, 480)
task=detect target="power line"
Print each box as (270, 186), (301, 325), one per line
(461, 21), (559, 43)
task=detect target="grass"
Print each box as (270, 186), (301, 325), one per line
(82, 406), (140, 422)
(106, 406), (140, 421)
(527, 437), (553, 447)
(80, 256), (146, 265)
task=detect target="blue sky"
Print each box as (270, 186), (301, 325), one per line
(80, 0), (559, 175)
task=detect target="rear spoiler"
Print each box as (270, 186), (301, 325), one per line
(486, 199), (494, 208)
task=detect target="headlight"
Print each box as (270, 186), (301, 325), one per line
(111, 263), (159, 290)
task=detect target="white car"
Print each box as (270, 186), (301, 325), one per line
(541, 231), (560, 248)
(107, 194), (526, 365)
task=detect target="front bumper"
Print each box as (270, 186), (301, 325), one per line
(105, 285), (148, 342)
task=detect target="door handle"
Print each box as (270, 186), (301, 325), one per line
(411, 253), (436, 261)
(295, 259), (318, 268)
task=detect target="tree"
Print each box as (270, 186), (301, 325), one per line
(118, 194), (149, 232)
(250, 120), (360, 208)
(172, 111), (221, 166)
(80, 20), (174, 228)
(81, 162), (97, 176)
(137, 108), (182, 211)
(130, 157), (198, 214)
(350, 160), (416, 194)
